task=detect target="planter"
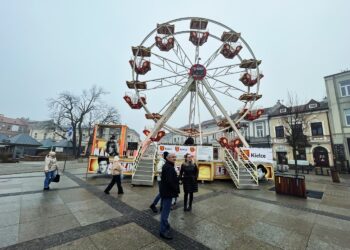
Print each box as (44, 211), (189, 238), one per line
(274, 173), (306, 198)
(330, 168), (340, 183)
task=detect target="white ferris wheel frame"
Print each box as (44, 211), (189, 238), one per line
(130, 17), (262, 147)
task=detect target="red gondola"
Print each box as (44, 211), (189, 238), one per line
(239, 72), (264, 87)
(143, 129), (166, 142)
(129, 60), (151, 75)
(189, 31), (209, 46)
(155, 36), (174, 51)
(123, 93), (147, 109)
(240, 108), (264, 121)
(220, 43), (242, 59)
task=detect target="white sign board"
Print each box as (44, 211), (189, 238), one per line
(55, 147), (64, 153)
(242, 147), (273, 163)
(196, 146), (213, 161)
(158, 145), (196, 159)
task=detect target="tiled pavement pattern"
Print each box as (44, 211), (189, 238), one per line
(0, 163), (349, 250)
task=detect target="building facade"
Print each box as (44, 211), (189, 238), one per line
(269, 99), (333, 167)
(324, 70), (350, 166)
(28, 120), (58, 141)
(0, 114), (29, 137)
(160, 105), (276, 148)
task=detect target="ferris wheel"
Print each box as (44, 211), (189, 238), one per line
(124, 17), (264, 147)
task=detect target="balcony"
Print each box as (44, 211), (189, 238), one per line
(246, 136), (271, 147)
(271, 135), (331, 145)
(308, 135), (331, 143)
(272, 137), (288, 144)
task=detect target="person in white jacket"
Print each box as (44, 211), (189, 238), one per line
(43, 151), (59, 190)
(150, 151), (168, 213)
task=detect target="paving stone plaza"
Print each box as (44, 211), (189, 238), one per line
(0, 161), (349, 249)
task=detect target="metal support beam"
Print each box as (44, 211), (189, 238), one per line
(197, 88), (220, 122)
(145, 77), (194, 141)
(201, 79), (249, 147)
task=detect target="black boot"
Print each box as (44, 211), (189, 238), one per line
(188, 193), (193, 211)
(184, 193), (188, 211)
(150, 204), (158, 213)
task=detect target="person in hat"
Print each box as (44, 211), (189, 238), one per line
(150, 151), (169, 213)
(43, 151), (59, 191)
(104, 156), (124, 194)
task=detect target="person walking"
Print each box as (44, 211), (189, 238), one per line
(159, 153), (179, 240)
(179, 153), (198, 211)
(150, 151), (169, 213)
(104, 156), (124, 195)
(43, 151), (59, 191)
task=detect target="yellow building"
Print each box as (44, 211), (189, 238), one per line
(269, 99), (334, 167)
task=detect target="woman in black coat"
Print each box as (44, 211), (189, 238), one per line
(179, 153), (198, 211)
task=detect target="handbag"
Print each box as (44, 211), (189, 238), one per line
(52, 170), (60, 183)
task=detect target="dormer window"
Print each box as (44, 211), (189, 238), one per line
(309, 103), (317, 109)
(280, 108), (287, 113)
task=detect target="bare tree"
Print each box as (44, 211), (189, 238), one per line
(48, 85), (112, 157)
(280, 92), (309, 175)
(85, 105), (121, 136)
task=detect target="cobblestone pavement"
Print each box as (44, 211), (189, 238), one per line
(1, 161), (350, 249)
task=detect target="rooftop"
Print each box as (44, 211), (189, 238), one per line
(8, 133), (42, 146)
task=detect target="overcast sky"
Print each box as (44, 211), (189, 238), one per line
(0, 0), (349, 136)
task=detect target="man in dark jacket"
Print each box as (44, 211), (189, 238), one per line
(159, 153), (179, 240)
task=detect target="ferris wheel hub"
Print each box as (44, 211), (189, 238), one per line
(189, 64), (207, 80)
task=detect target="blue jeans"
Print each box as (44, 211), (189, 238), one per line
(160, 197), (172, 234)
(152, 181), (161, 206)
(44, 171), (56, 188)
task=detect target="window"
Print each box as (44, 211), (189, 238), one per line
(340, 80), (350, 97)
(293, 124), (302, 132)
(309, 103), (317, 109)
(344, 109), (350, 126)
(43, 133), (47, 140)
(275, 126), (284, 138)
(241, 126), (249, 137)
(255, 122), (264, 137)
(297, 148), (306, 160)
(34, 133), (37, 139)
(311, 122), (323, 136)
(280, 108), (287, 113)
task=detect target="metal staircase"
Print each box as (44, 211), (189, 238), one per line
(222, 147), (259, 190)
(131, 143), (157, 186)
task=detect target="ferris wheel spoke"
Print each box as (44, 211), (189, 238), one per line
(143, 73), (188, 84)
(194, 45), (200, 64)
(206, 64), (242, 78)
(140, 80), (187, 92)
(151, 52), (190, 74)
(161, 24), (193, 67)
(205, 73), (246, 93)
(203, 44), (224, 67)
(197, 88), (220, 122)
(172, 38), (194, 67)
(144, 78), (193, 140)
(157, 80), (191, 114)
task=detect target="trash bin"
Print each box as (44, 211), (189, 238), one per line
(275, 173), (306, 198)
(330, 168), (340, 183)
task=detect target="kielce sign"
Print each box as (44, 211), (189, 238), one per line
(242, 148), (273, 163)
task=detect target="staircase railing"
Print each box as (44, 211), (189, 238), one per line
(132, 144), (143, 177)
(236, 148), (259, 185)
(152, 143), (159, 179)
(222, 147), (240, 185)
